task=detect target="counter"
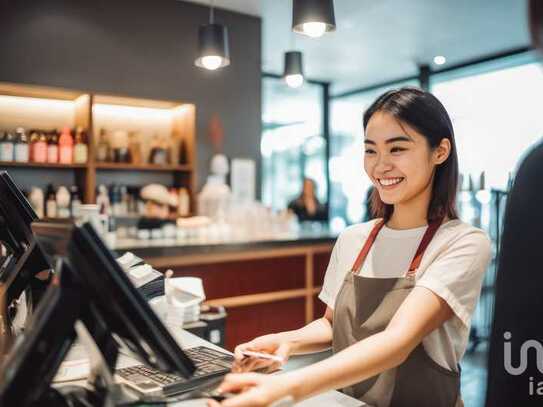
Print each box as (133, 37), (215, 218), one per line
(112, 228), (338, 351)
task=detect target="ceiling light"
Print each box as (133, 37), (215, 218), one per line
(433, 55), (446, 65)
(283, 51), (304, 88)
(292, 0), (336, 38)
(195, 2), (230, 70)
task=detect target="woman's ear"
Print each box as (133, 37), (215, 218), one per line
(433, 138), (451, 165)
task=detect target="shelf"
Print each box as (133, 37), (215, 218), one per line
(0, 161), (87, 169)
(95, 162), (192, 172)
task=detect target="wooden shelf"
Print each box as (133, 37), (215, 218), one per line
(0, 161), (87, 169)
(0, 82), (197, 207)
(95, 162), (192, 172)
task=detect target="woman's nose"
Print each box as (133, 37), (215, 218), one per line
(374, 154), (393, 173)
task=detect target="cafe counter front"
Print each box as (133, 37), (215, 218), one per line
(113, 229), (336, 351)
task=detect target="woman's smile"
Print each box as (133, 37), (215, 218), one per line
(377, 177), (405, 189)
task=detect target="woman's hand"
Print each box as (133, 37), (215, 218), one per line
(232, 334), (292, 373)
(206, 373), (297, 407)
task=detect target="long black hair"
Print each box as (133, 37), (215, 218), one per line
(363, 87), (459, 222)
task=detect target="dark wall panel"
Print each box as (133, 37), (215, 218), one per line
(0, 0), (262, 194)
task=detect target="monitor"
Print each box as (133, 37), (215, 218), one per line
(0, 220), (196, 406)
(0, 171), (51, 330)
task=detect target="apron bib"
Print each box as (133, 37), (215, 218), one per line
(332, 218), (462, 407)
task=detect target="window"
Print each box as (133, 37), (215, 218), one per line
(261, 77), (327, 212)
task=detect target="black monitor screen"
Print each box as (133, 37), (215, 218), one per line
(32, 221), (196, 377)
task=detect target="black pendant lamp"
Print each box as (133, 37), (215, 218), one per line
(195, 1), (230, 70)
(292, 0), (336, 38)
(283, 51), (304, 88)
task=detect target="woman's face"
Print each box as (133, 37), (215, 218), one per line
(363, 111), (449, 206)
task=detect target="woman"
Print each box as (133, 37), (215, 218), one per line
(287, 178), (327, 222)
(209, 88), (491, 407)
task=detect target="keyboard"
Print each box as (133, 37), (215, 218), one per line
(115, 345), (234, 396)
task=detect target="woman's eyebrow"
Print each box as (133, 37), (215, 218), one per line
(364, 136), (413, 145)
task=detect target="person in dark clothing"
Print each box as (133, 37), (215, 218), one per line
(485, 2), (543, 405)
(288, 178), (327, 222)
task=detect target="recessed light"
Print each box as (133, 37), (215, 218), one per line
(433, 55), (446, 65)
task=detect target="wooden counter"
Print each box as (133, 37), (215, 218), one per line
(115, 235), (336, 351)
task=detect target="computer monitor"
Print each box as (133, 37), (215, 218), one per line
(0, 221), (196, 406)
(0, 171), (51, 330)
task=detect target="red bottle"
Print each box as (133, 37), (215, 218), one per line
(58, 127), (73, 164)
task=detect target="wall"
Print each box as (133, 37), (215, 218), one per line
(0, 0), (262, 195)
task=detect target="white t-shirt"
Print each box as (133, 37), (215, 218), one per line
(319, 218), (492, 370)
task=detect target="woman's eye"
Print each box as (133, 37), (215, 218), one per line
(364, 149), (376, 154)
(391, 147), (406, 153)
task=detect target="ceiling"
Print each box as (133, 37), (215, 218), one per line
(183, 0), (530, 94)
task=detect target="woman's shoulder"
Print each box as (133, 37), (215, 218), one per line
(437, 218), (492, 253)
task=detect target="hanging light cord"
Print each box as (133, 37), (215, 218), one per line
(209, 0), (215, 24)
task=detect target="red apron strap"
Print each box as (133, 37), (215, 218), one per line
(406, 217), (444, 278)
(350, 219), (386, 273)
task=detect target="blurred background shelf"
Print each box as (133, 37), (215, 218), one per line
(0, 161), (87, 169)
(95, 163), (193, 172)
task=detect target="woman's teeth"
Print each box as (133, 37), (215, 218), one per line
(379, 177), (404, 186)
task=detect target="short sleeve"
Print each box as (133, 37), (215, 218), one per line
(416, 229), (492, 328)
(318, 235), (342, 309)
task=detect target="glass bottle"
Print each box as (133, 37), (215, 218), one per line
(59, 127), (73, 164)
(14, 128), (29, 163)
(128, 131), (142, 164)
(45, 184), (57, 218)
(33, 132), (48, 163)
(178, 138), (188, 164)
(1, 131), (15, 162)
(73, 126), (88, 164)
(70, 185), (82, 218)
(96, 129), (110, 162)
(47, 130), (59, 163)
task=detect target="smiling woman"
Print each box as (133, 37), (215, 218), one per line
(208, 87), (491, 407)
(362, 88), (459, 228)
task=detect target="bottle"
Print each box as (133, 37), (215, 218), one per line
(28, 130), (39, 162)
(178, 138), (188, 164)
(1, 131), (15, 162)
(73, 126), (88, 164)
(47, 130), (59, 163)
(58, 127), (73, 164)
(45, 184), (57, 218)
(14, 128), (29, 163)
(70, 185), (82, 218)
(33, 132), (48, 163)
(56, 186), (71, 218)
(0, 132), (5, 160)
(111, 130), (129, 163)
(28, 187), (45, 218)
(128, 131), (142, 164)
(96, 129), (110, 162)
(96, 185), (111, 215)
(178, 188), (190, 217)
(149, 134), (167, 165)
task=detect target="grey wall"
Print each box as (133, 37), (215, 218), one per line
(0, 0), (262, 195)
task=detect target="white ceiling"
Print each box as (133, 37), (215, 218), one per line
(183, 0), (530, 94)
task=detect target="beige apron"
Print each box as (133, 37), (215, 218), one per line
(332, 218), (463, 407)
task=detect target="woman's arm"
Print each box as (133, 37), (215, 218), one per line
(232, 308), (334, 367)
(214, 286), (454, 407)
(276, 307), (334, 355)
(288, 286), (454, 401)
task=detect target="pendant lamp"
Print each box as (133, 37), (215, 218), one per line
(292, 0), (336, 38)
(283, 51), (304, 88)
(195, 1), (230, 70)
